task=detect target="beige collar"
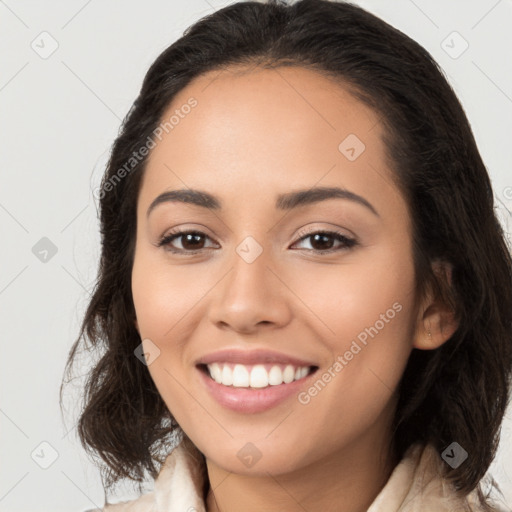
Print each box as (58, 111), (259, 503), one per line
(104, 441), (496, 511)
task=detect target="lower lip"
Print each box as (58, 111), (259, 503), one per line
(197, 366), (317, 414)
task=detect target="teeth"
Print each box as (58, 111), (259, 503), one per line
(250, 365), (268, 388)
(221, 364), (233, 386)
(283, 365), (295, 383)
(232, 364), (249, 387)
(206, 363), (312, 388)
(210, 363), (222, 383)
(268, 365), (283, 385)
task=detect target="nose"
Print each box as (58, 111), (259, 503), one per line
(207, 244), (292, 335)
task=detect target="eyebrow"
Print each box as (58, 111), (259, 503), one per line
(146, 186), (379, 218)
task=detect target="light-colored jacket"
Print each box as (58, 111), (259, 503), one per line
(93, 442), (509, 512)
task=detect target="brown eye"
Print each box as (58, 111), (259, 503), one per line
(158, 230), (217, 253)
(292, 230), (357, 254)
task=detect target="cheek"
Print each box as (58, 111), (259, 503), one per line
(290, 247), (416, 349)
(131, 251), (201, 421)
(131, 248), (207, 341)
(290, 247), (416, 408)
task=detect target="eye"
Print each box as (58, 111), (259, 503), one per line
(157, 230), (218, 254)
(291, 229), (357, 254)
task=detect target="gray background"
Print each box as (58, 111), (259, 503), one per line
(1, 0), (511, 511)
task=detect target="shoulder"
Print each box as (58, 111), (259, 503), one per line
(78, 491), (155, 511)
(93, 440), (207, 512)
(101, 491), (155, 511)
(368, 443), (511, 512)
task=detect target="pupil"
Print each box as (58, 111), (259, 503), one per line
(184, 233), (203, 249)
(312, 233), (333, 250)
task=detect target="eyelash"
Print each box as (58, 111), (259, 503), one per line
(157, 228), (358, 255)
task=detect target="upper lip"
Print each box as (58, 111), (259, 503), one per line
(196, 348), (317, 367)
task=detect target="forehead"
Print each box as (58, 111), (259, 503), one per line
(139, 64), (400, 216)
(164, 64), (380, 152)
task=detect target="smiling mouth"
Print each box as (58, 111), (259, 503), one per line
(197, 362), (318, 389)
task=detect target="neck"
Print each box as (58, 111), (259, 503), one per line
(204, 427), (398, 512)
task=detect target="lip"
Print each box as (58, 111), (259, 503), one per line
(196, 362), (318, 414)
(195, 348), (317, 367)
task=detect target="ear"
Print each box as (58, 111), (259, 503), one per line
(412, 260), (459, 350)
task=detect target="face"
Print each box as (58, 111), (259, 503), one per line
(131, 65), (425, 476)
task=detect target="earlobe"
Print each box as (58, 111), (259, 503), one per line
(412, 261), (459, 351)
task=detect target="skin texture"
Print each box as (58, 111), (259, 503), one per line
(131, 65), (458, 512)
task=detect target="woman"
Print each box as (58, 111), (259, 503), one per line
(63, 0), (512, 510)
